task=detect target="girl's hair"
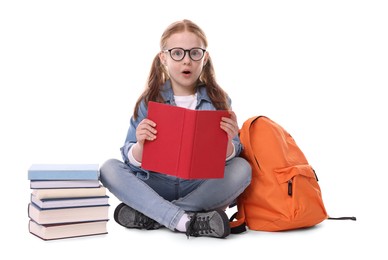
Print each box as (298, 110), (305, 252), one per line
(133, 19), (230, 120)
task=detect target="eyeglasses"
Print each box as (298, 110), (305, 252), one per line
(163, 47), (206, 61)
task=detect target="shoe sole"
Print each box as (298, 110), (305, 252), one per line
(114, 202), (129, 227)
(114, 202), (161, 230)
(215, 209), (231, 238)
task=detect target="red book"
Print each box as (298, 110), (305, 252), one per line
(141, 101), (230, 179)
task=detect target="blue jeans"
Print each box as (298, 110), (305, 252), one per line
(99, 157), (251, 231)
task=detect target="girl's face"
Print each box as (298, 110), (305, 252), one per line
(159, 31), (208, 95)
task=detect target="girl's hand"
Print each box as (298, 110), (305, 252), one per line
(136, 118), (157, 146)
(220, 110), (239, 141)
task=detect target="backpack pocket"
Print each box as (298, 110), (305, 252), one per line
(274, 165), (328, 228)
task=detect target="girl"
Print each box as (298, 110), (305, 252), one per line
(100, 19), (251, 239)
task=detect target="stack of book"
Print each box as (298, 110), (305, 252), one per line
(27, 164), (110, 240)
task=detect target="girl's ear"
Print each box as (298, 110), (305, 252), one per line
(159, 51), (167, 66)
(203, 51), (209, 66)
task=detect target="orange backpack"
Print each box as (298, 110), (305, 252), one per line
(229, 116), (355, 233)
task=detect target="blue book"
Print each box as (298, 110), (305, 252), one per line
(28, 164), (100, 180)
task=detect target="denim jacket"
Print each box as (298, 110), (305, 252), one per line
(120, 80), (243, 176)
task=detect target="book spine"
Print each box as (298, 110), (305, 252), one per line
(30, 180), (101, 189)
(28, 171), (99, 180)
(32, 186), (106, 199)
(28, 203), (110, 224)
(32, 196), (110, 209)
(29, 220), (108, 240)
(178, 110), (197, 179)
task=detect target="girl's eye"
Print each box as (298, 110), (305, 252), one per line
(191, 50), (200, 57)
(172, 50), (183, 57)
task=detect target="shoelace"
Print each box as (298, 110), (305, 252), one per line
(134, 211), (157, 230)
(185, 213), (214, 238)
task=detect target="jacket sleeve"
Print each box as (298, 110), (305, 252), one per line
(227, 96), (243, 157)
(120, 101), (148, 170)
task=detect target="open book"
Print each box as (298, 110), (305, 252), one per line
(141, 101), (229, 179)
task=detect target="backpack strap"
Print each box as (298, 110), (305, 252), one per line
(238, 116), (262, 166)
(328, 216), (357, 221)
(228, 116), (262, 234)
(229, 204), (247, 234)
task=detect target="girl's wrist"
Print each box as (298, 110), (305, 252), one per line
(226, 142), (236, 161)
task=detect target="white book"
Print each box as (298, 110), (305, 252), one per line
(28, 203), (110, 224)
(31, 186), (106, 200)
(31, 194), (109, 209)
(30, 179), (101, 189)
(29, 220), (108, 240)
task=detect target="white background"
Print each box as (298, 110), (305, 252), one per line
(1, 0), (387, 259)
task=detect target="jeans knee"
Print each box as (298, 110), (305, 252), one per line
(99, 158), (121, 180)
(234, 157), (252, 187)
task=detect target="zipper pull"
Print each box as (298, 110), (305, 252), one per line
(288, 179), (293, 196)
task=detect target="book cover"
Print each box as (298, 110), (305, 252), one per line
(30, 179), (101, 189)
(28, 203), (110, 224)
(29, 220), (108, 240)
(31, 194), (110, 209)
(141, 101), (229, 179)
(28, 164), (100, 180)
(31, 186), (106, 200)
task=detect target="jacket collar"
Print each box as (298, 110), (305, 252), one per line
(160, 80), (212, 106)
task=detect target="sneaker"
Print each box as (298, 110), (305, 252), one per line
(114, 202), (161, 230)
(185, 209), (231, 238)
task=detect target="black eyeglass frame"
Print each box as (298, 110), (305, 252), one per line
(163, 47), (206, 61)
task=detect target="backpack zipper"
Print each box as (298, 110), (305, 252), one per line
(288, 179), (293, 196)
